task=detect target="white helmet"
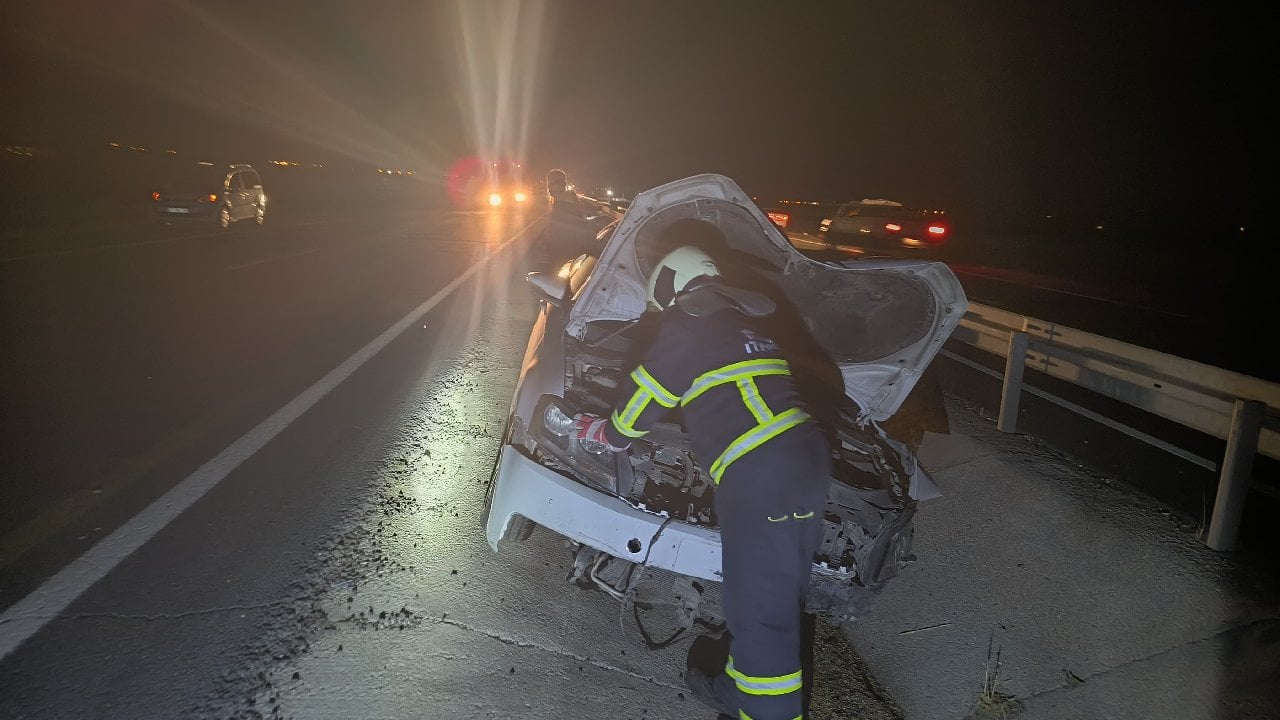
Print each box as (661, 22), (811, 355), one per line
(647, 246), (720, 310)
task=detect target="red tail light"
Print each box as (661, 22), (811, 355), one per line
(766, 211), (790, 228)
(927, 225), (947, 236)
(151, 191), (161, 201)
(204, 194), (219, 203)
(884, 222), (903, 233)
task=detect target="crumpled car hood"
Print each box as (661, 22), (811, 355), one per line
(565, 173), (968, 422)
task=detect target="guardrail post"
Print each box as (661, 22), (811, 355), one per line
(998, 332), (1030, 433)
(1205, 398), (1265, 551)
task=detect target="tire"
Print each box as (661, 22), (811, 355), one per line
(218, 205), (231, 229)
(507, 514), (537, 542)
(254, 204), (265, 227)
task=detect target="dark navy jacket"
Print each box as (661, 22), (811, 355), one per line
(602, 280), (817, 484)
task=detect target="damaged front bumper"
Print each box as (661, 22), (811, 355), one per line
(485, 442), (724, 582)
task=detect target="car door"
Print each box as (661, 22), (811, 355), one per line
(221, 171), (241, 219)
(240, 169), (263, 211)
(830, 202), (859, 236)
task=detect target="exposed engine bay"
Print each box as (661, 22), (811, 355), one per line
(520, 319), (924, 624)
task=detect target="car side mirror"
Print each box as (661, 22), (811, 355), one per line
(526, 271), (569, 306)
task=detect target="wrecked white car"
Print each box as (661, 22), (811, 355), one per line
(483, 173), (967, 629)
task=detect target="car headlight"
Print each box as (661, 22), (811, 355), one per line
(514, 191), (527, 203)
(543, 403), (575, 437)
(489, 193), (502, 207)
(527, 395), (621, 492)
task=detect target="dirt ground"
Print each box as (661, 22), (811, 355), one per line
(808, 617), (905, 720)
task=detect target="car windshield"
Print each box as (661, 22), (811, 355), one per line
(158, 164), (225, 194)
(478, 162), (524, 188)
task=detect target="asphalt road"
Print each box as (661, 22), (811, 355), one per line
(0, 198), (902, 719)
(0, 194), (528, 609)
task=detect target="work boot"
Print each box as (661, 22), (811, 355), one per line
(686, 632), (731, 675)
(684, 666), (734, 716)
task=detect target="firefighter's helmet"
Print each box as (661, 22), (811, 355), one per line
(646, 246), (720, 310)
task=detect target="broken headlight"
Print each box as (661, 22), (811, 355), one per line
(528, 394), (628, 493)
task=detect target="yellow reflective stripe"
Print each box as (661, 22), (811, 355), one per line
(739, 714), (801, 720)
(632, 365), (680, 408)
(767, 514), (789, 523)
(709, 408), (809, 484)
(793, 511), (814, 519)
(682, 359), (790, 406)
(610, 365), (679, 438)
(610, 408), (650, 438)
(619, 386), (649, 427)
(726, 656), (803, 697)
(736, 377), (773, 424)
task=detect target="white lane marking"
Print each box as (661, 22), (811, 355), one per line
(224, 248), (320, 271)
(0, 215), (543, 661)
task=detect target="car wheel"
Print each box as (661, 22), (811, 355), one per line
(218, 206), (231, 229)
(255, 204), (265, 226)
(507, 514), (537, 542)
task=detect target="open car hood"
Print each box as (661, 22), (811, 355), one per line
(565, 174), (968, 422)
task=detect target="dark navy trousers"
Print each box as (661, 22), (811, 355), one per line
(711, 424), (831, 720)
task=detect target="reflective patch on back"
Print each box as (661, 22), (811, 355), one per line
(741, 329), (780, 355)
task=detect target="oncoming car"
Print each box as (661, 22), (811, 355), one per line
(483, 174), (967, 629)
(465, 159), (535, 210)
(150, 163), (266, 229)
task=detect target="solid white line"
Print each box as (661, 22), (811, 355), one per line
(0, 215), (543, 661)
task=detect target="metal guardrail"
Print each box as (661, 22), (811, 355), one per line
(946, 302), (1280, 551)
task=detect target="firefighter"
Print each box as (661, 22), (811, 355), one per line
(573, 222), (831, 720)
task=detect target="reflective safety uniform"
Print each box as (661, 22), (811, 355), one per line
(603, 283), (832, 720)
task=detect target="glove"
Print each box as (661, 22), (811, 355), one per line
(572, 413), (629, 452)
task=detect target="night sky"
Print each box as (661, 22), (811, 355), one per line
(1, 1), (1262, 231)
